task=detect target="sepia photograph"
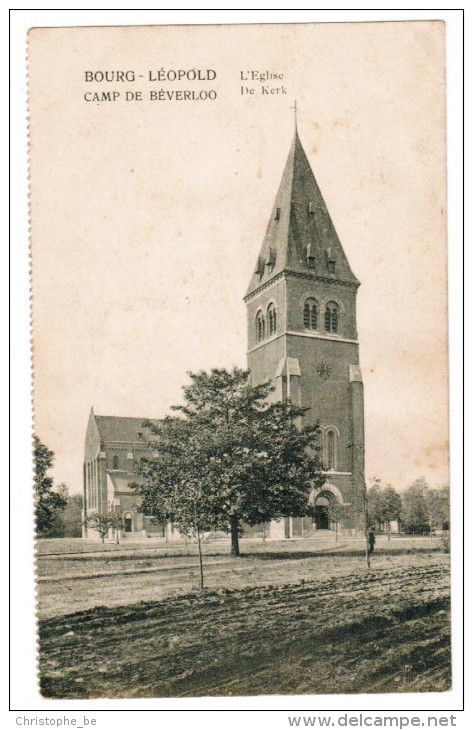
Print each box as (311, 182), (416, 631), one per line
(26, 19), (452, 702)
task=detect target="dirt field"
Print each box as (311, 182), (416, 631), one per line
(38, 538), (450, 698)
(36, 536), (446, 619)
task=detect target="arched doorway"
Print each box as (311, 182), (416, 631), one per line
(308, 484), (344, 532)
(123, 512), (133, 533)
(313, 494), (331, 530)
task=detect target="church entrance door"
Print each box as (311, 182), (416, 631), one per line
(314, 506), (329, 530)
(124, 517), (132, 532)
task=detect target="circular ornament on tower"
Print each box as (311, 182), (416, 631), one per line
(316, 362), (331, 380)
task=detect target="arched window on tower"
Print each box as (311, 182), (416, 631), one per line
(267, 303), (277, 336)
(256, 311), (265, 342)
(326, 429), (337, 470)
(112, 455), (119, 470)
(303, 298), (318, 330)
(325, 302), (339, 333)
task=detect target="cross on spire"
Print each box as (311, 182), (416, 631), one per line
(290, 100), (298, 130)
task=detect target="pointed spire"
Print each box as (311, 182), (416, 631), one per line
(245, 127), (359, 298)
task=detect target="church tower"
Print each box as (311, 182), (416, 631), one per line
(244, 127), (364, 535)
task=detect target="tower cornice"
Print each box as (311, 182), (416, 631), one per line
(247, 329), (359, 355)
(243, 268), (359, 303)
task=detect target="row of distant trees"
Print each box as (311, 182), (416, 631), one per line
(34, 436), (124, 540)
(41, 489), (83, 538)
(34, 436), (83, 537)
(368, 477), (450, 535)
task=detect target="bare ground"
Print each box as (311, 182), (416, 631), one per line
(38, 547), (450, 699)
(36, 536), (447, 619)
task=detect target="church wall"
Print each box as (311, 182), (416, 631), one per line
(247, 335), (286, 395)
(285, 275), (358, 340)
(104, 441), (151, 470)
(98, 454), (108, 515)
(116, 493), (142, 533)
(348, 377), (366, 512)
(245, 277), (286, 350)
(83, 416), (158, 535)
(287, 333), (359, 441)
(322, 473), (354, 504)
(287, 334), (361, 503)
(84, 414), (101, 462)
(246, 278), (363, 509)
(350, 380), (365, 453)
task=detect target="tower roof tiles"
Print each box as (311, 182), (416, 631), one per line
(245, 130), (359, 298)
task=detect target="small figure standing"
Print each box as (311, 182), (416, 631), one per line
(368, 527), (376, 555)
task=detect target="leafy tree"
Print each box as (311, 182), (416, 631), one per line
(34, 436), (67, 535)
(56, 482), (69, 501)
(401, 478), (430, 533)
(137, 470), (209, 588)
(326, 501), (347, 542)
(425, 484), (450, 532)
(62, 492), (84, 538)
(368, 480), (402, 538)
(136, 367), (325, 557)
(84, 512), (123, 543)
(380, 484), (402, 539)
(110, 513), (124, 544)
(69, 493), (84, 510)
(367, 479), (384, 529)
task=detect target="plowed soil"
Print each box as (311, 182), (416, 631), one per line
(36, 536), (446, 619)
(39, 560), (450, 699)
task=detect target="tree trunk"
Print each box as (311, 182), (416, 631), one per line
(230, 516), (240, 557)
(363, 492), (371, 570)
(196, 527), (204, 590)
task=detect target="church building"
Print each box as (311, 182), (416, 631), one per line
(82, 410), (166, 539)
(244, 127), (365, 538)
(82, 125), (364, 540)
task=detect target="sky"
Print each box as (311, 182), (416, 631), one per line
(28, 21), (449, 495)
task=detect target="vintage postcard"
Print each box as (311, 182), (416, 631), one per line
(28, 21), (450, 701)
